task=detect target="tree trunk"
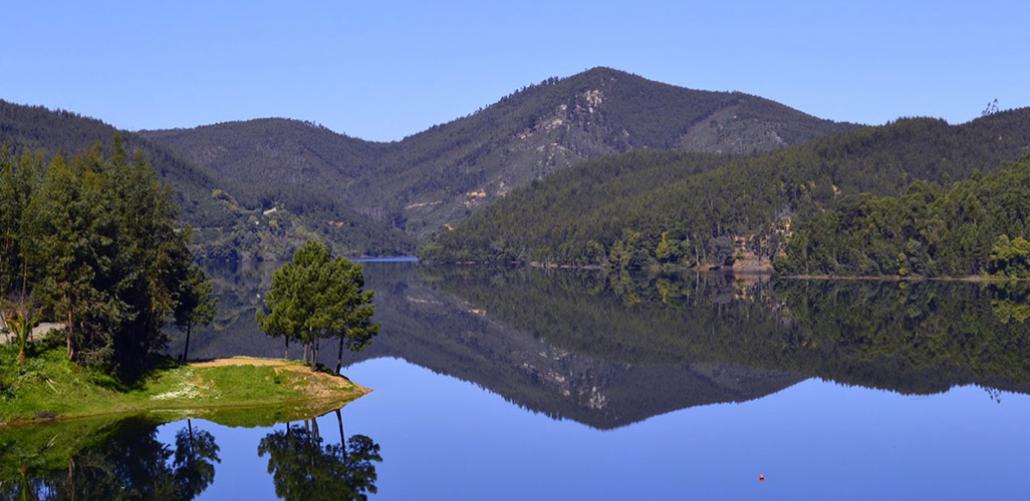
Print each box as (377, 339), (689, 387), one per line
(17, 337), (26, 366)
(67, 456), (77, 501)
(336, 335), (345, 374)
(335, 409), (345, 447)
(66, 310), (74, 361)
(181, 324), (192, 362)
(284, 336), (289, 359)
(19, 463), (30, 500)
(312, 338), (320, 370)
(303, 343), (309, 364)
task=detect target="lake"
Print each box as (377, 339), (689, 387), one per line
(3, 262), (1030, 500)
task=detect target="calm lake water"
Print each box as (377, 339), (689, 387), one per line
(4, 263), (1030, 499)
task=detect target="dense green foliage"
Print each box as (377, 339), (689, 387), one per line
(426, 107), (1030, 272)
(0, 139), (208, 377)
(257, 241), (379, 372)
(0, 100), (229, 228)
(142, 67), (851, 238)
(778, 159), (1030, 276)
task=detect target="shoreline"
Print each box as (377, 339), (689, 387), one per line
(425, 260), (1029, 282)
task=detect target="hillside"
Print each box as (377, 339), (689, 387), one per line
(424, 107), (1030, 269)
(140, 118), (385, 217)
(0, 100), (412, 260)
(142, 67), (854, 238)
(0, 99), (228, 228)
(777, 158), (1030, 277)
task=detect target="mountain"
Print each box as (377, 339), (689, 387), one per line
(0, 99), (228, 228)
(140, 118), (385, 217)
(0, 100), (413, 260)
(142, 67), (855, 238)
(425, 107), (1030, 269)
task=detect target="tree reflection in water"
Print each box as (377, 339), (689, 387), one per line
(0, 417), (220, 501)
(258, 410), (382, 501)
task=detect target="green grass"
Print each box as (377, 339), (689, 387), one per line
(0, 343), (368, 426)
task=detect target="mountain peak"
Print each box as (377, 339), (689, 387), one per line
(141, 69), (854, 240)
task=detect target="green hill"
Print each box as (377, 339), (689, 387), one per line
(142, 67), (854, 238)
(0, 100), (412, 260)
(424, 108), (1030, 272)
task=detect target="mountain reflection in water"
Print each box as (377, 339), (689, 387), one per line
(172, 262), (1030, 429)
(4, 263), (1029, 500)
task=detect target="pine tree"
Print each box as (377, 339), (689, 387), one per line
(24, 155), (97, 360)
(257, 241), (379, 370)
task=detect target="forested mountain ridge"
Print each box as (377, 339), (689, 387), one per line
(778, 158), (1030, 277)
(1, 99), (227, 227)
(0, 100), (413, 260)
(424, 107), (1030, 273)
(140, 118), (386, 214)
(142, 67), (855, 238)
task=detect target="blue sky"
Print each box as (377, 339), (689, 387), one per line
(1, 0), (1027, 141)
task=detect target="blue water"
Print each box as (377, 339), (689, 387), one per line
(8, 264), (1030, 499)
(150, 358), (1030, 500)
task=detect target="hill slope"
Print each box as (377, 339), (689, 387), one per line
(1, 99), (228, 228)
(142, 67), (855, 238)
(424, 108), (1030, 269)
(0, 100), (412, 260)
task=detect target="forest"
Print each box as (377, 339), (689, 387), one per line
(0, 137), (210, 378)
(424, 107), (1030, 277)
(777, 159), (1030, 276)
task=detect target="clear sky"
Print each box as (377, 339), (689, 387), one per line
(2, 0), (1027, 141)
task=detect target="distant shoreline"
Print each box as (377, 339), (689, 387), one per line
(352, 256), (418, 263)
(419, 259), (1029, 282)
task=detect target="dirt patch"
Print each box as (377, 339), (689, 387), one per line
(275, 366), (366, 399)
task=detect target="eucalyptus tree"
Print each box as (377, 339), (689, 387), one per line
(23, 154), (95, 361)
(12, 137), (203, 377)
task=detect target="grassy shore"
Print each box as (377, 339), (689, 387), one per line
(0, 343), (369, 427)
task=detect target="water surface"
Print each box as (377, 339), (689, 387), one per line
(4, 264), (1029, 499)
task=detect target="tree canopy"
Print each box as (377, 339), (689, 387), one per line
(0, 137), (213, 378)
(777, 159), (1030, 277)
(257, 240), (378, 371)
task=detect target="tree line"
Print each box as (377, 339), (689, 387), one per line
(424, 107), (1030, 276)
(778, 159), (1030, 277)
(0, 137), (213, 378)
